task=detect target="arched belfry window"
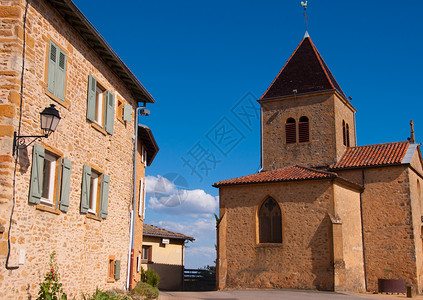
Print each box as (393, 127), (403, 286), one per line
(299, 116), (309, 143)
(346, 124), (350, 147)
(259, 197), (282, 243)
(342, 120), (346, 146)
(285, 118), (296, 144)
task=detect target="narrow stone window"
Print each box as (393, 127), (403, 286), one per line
(342, 120), (346, 146)
(285, 118), (296, 144)
(299, 116), (309, 143)
(259, 197), (282, 243)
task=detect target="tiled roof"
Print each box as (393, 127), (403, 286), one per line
(214, 165), (351, 187)
(330, 141), (410, 170)
(143, 224), (194, 241)
(260, 37), (347, 100)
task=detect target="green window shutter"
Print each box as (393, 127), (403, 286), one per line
(87, 74), (96, 122)
(80, 165), (91, 213)
(59, 158), (72, 212)
(55, 48), (66, 100)
(104, 91), (115, 135)
(47, 41), (57, 94)
(99, 174), (110, 219)
(29, 144), (45, 204)
(122, 104), (133, 122)
(114, 260), (121, 280)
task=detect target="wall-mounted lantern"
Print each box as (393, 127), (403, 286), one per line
(13, 104), (61, 156)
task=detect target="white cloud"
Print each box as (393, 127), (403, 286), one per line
(146, 175), (218, 217)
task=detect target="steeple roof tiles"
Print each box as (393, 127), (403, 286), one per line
(330, 141), (410, 170)
(261, 37), (347, 100)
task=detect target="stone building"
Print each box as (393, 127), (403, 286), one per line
(141, 224), (194, 291)
(214, 33), (423, 293)
(0, 0), (158, 298)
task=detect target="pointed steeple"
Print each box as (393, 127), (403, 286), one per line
(260, 36), (347, 100)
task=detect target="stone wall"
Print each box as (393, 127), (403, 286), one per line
(261, 91), (355, 171)
(218, 180), (336, 291)
(0, 0), (144, 298)
(337, 166), (417, 292)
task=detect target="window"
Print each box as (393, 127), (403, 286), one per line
(141, 145), (148, 165)
(298, 116), (309, 143)
(80, 165), (110, 219)
(86, 74), (115, 134)
(258, 197), (282, 243)
(342, 120), (346, 146)
(285, 118), (296, 144)
(29, 144), (72, 212)
(47, 40), (67, 101)
(107, 256), (121, 282)
(142, 245), (152, 263)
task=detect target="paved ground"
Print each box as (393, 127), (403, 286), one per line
(158, 289), (422, 300)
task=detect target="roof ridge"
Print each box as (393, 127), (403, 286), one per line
(294, 164), (338, 177)
(307, 38), (336, 91)
(349, 141), (409, 149)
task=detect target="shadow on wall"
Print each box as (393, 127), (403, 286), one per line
(309, 214), (333, 291)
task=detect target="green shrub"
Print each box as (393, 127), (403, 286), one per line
(82, 288), (131, 300)
(131, 282), (159, 300)
(140, 268), (160, 288)
(37, 251), (67, 300)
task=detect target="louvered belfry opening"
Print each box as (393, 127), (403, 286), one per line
(259, 197), (282, 243)
(298, 116), (309, 143)
(285, 118), (296, 144)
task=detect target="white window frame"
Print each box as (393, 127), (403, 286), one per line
(40, 152), (57, 206)
(89, 171), (100, 214)
(95, 84), (105, 126)
(138, 178), (144, 218)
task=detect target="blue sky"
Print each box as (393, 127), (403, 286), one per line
(72, 0), (423, 268)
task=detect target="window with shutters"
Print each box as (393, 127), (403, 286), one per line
(86, 74), (115, 135)
(285, 118), (296, 144)
(116, 97), (124, 122)
(46, 40), (67, 104)
(142, 245), (152, 263)
(29, 144), (72, 213)
(258, 197), (282, 244)
(107, 255), (115, 283)
(80, 164), (110, 219)
(298, 116), (309, 143)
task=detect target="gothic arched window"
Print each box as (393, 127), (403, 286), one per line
(259, 197), (282, 243)
(285, 118), (296, 144)
(299, 116), (309, 143)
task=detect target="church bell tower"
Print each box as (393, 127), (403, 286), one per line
(260, 33), (357, 170)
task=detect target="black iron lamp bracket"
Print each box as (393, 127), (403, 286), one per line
(13, 131), (48, 156)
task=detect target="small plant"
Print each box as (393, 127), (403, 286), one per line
(131, 282), (159, 300)
(140, 267), (160, 288)
(37, 251), (67, 300)
(82, 288), (131, 300)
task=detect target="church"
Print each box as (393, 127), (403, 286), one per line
(213, 32), (423, 293)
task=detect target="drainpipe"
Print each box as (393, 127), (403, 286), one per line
(126, 104), (148, 290)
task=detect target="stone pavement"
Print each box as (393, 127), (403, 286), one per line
(158, 289), (423, 300)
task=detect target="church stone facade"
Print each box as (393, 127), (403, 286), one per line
(214, 34), (423, 293)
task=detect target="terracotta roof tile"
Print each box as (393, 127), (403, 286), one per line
(214, 165), (340, 187)
(143, 224), (194, 241)
(330, 141), (409, 170)
(261, 37), (347, 100)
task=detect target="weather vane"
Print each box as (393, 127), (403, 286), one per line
(301, 1), (308, 32)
